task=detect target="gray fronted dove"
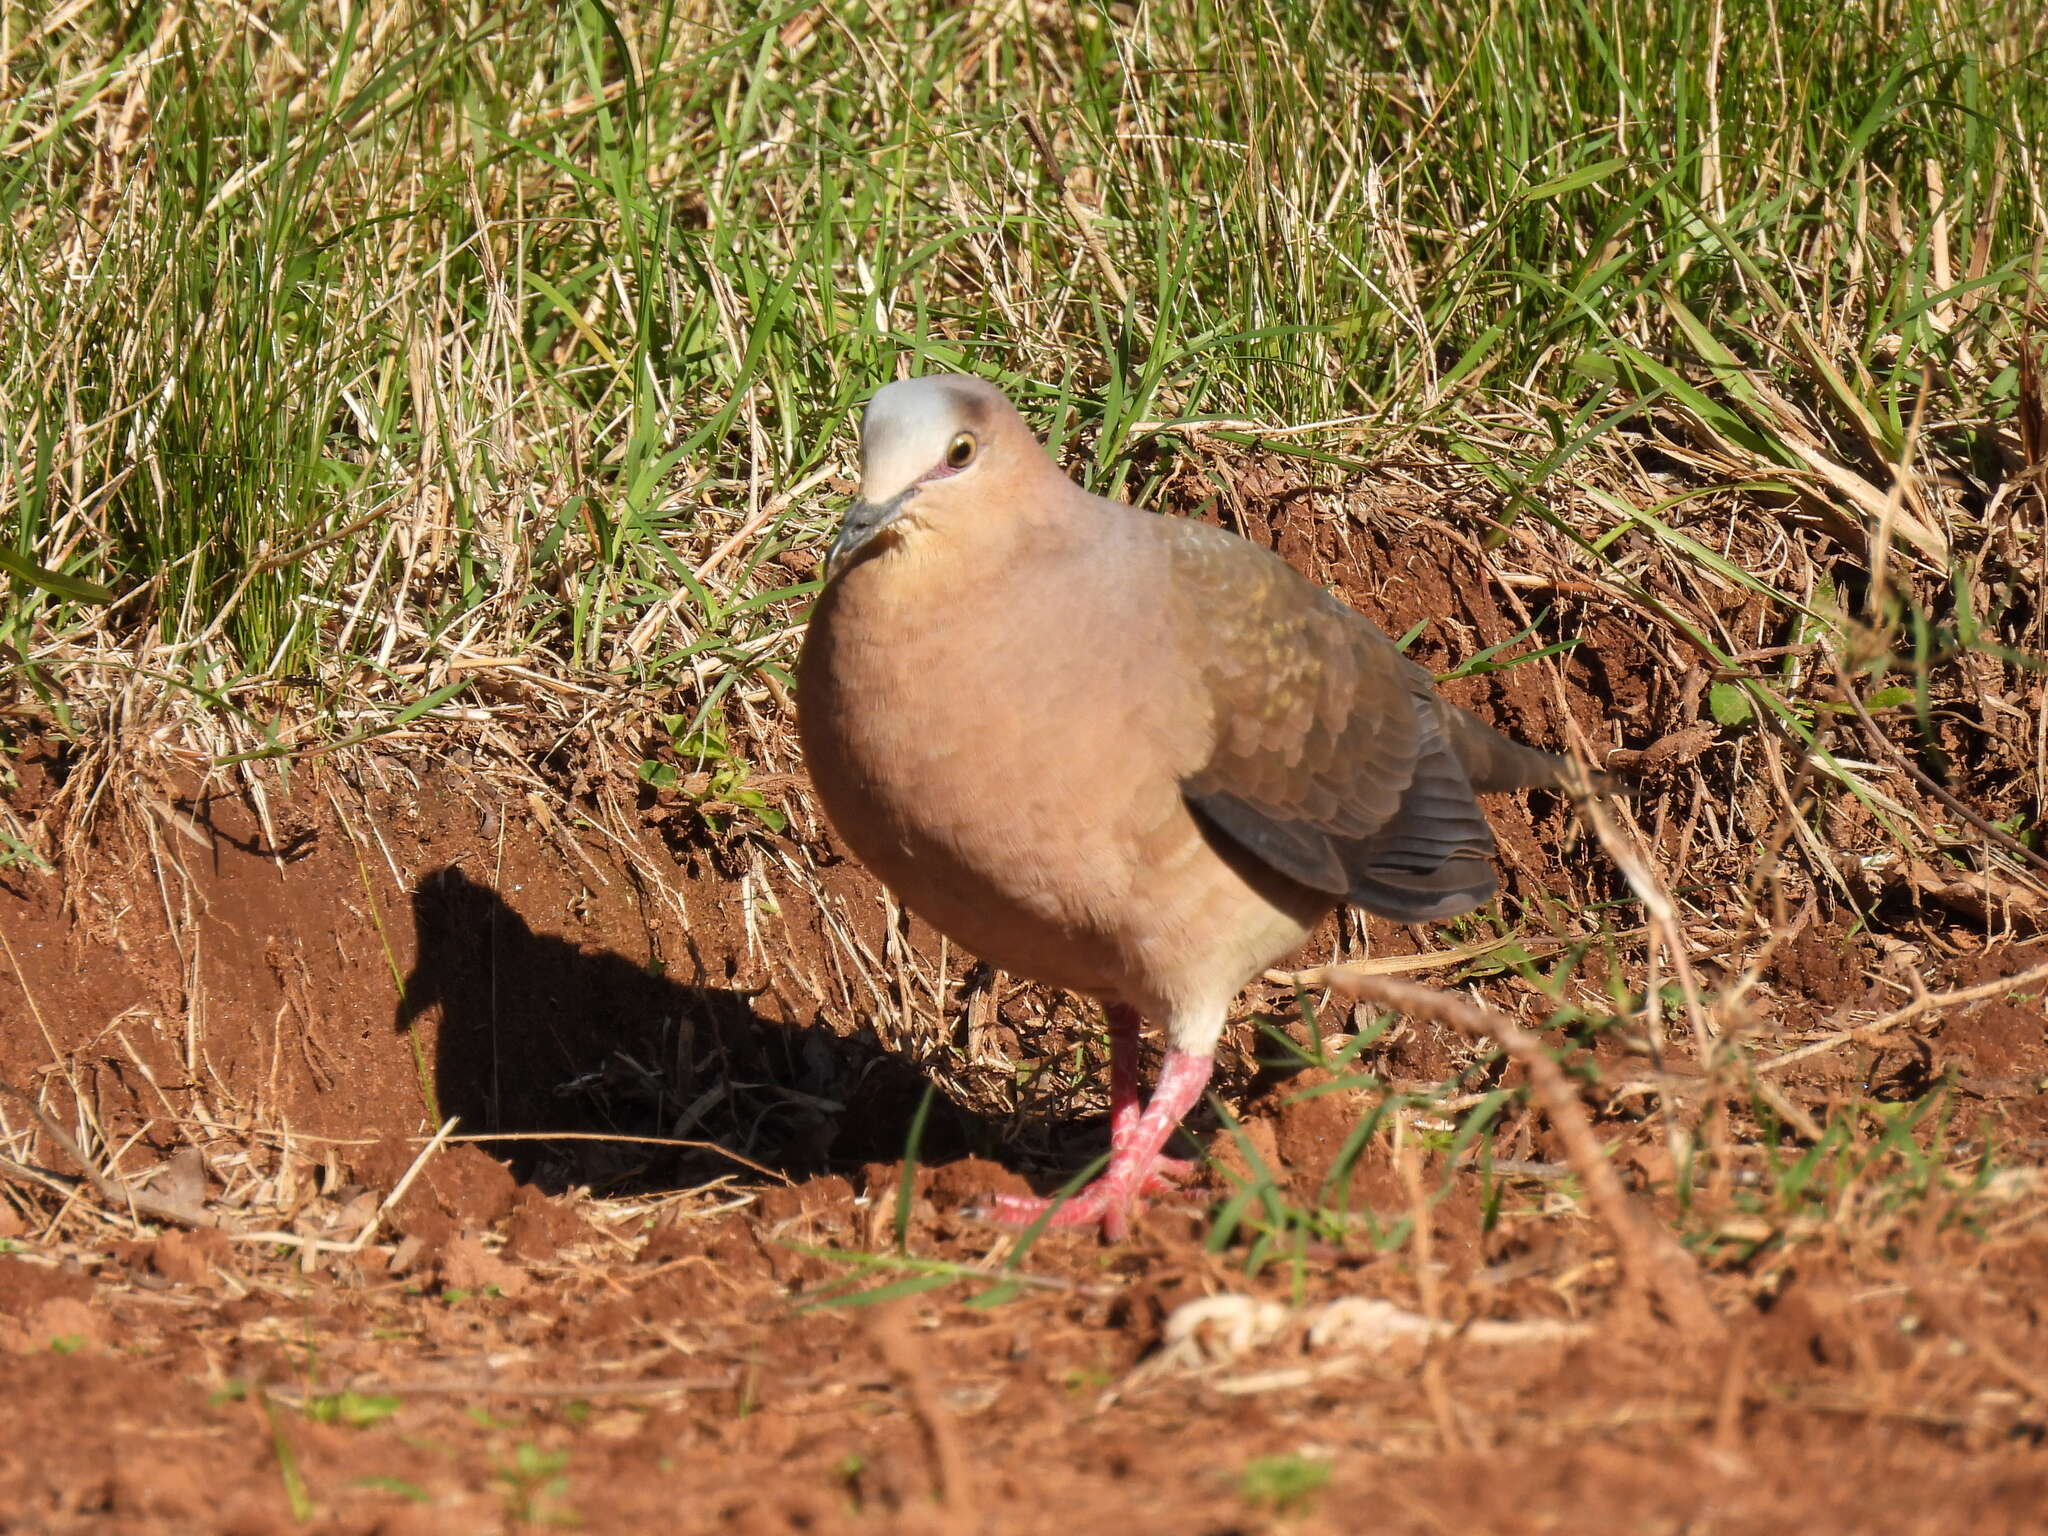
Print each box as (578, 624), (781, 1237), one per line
(797, 375), (1586, 1239)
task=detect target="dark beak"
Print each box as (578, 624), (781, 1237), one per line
(823, 487), (914, 581)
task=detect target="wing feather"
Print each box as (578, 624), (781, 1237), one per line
(1161, 517), (1556, 921)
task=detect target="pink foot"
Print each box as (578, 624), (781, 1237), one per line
(983, 1153), (1192, 1235)
(977, 1047), (1214, 1241)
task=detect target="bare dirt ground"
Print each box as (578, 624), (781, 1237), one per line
(4, 487), (2046, 1534)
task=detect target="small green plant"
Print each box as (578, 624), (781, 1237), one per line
(1238, 1453), (1331, 1515)
(1434, 609), (1582, 683)
(0, 818), (50, 872)
(1058, 1365), (1114, 1397)
(637, 720), (786, 834)
(835, 1453), (866, 1512)
(795, 1059), (1112, 1312)
(893, 1084), (935, 1250)
(495, 1443), (576, 1527)
(260, 1393), (316, 1522)
(1709, 681), (1755, 728)
(304, 1391), (402, 1429)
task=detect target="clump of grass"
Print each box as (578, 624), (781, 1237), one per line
(1699, 1082), (2020, 1262)
(1, 0), (2038, 774)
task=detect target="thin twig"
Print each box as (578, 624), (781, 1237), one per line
(348, 1116), (459, 1252)
(1397, 1121), (1468, 1451)
(1018, 110), (1135, 318)
(1759, 956), (2048, 1076)
(264, 1373), (740, 1404)
(1568, 774), (1712, 1191)
(1265, 924), (1647, 989)
(867, 1300), (977, 1519)
(444, 1128), (789, 1183)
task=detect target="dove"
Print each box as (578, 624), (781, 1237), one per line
(796, 375), (1582, 1238)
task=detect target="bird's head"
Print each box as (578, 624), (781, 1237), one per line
(823, 375), (1039, 579)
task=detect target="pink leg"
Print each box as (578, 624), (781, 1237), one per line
(985, 1045), (1214, 1241)
(1107, 1005), (1193, 1191)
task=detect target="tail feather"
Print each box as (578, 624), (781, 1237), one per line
(1439, 703), (1600, 793)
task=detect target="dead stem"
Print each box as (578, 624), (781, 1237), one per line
(866, 1300), (978, 1520)
(1833, 659), (2048, 892)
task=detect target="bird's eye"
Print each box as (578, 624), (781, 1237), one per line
(945, 432), (977, 469)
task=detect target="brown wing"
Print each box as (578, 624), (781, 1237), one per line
(1160, 517), (1559, 922)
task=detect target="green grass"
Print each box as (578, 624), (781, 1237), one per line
(1697, 1080), (2015, 1259)
(2, 0), (2040, 764)
(1210, 986), (2012, 1284)
(303, 1390), (404, 1429)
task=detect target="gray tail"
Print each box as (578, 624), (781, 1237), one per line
(1439, 703), (1606, 794)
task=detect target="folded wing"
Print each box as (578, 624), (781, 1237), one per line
(1162, 518), (1561, 922)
